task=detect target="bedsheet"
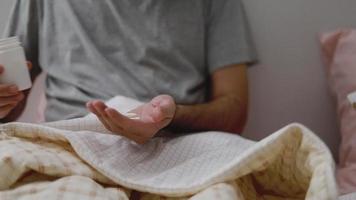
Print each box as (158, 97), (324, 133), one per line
(0, 96), (338, 199)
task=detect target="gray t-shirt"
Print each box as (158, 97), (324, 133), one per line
(4, 0), (257, 122)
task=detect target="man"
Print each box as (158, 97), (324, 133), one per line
(0, 0), (256, 144)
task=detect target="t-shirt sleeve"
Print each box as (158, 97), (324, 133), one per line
(3, 0), (42, 75)
(206, 0), (257, 73)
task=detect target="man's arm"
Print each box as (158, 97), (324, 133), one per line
(88, 63), (249, 144)
(170, 64), (248, 134)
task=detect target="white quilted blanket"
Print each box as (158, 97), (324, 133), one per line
(0, 96), (338, 200)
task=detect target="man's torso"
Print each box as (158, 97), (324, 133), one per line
(39, 0), (209, 121)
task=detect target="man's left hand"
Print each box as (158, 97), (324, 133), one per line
(87, 95), (176, 144)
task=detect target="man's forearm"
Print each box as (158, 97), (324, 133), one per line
(169, 95), (248, 134)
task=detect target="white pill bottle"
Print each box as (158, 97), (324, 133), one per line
(0, 37), (32, 91)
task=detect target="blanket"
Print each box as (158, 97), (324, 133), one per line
(0, 96), (338, 200)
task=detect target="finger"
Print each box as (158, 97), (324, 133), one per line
(106, 108), (158, 134)
(104, 108), (145, 139)
(101, 108), (125, 132)
(0, 85), (20, 97)
(92, 101), (108, 115)
(87, 101), (108, 118)
(87, 102), (113, 131)
(105, 106), (157, 144)
(90, 101), (118, 132)
(26, 61), (33, 70)
(155, 96), (175, 116)
(0, 103), (17, 119)
(95, 111), (113, 132)
(93, 103), (147, 143)
(104, 108), (127, 129)
(88, 100), (106, 117)
(88, 101), (144, 143)
(0, 93), (24, 106)
(104, 109), (152, 144)
(86, 101), (100, 116)
(92, 102), (122, 131)
(105, 108), (130, 126)
(99, 115), (114, 132)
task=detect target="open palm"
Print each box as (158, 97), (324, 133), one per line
(87, 95), (176, 144)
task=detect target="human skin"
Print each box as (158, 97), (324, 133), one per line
(0, 62), (248, 144)
(0, 62), (33, 120)
(87, 63), (249, 144)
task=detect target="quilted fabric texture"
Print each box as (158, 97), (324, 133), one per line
(0, 96), (337, 199)
(320, 29), (356, 194)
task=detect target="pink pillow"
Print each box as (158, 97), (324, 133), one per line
(320, 29), (356, 195)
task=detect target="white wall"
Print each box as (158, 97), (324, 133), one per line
(1, 0), (355, 159)
(242, 0), (356, 160)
